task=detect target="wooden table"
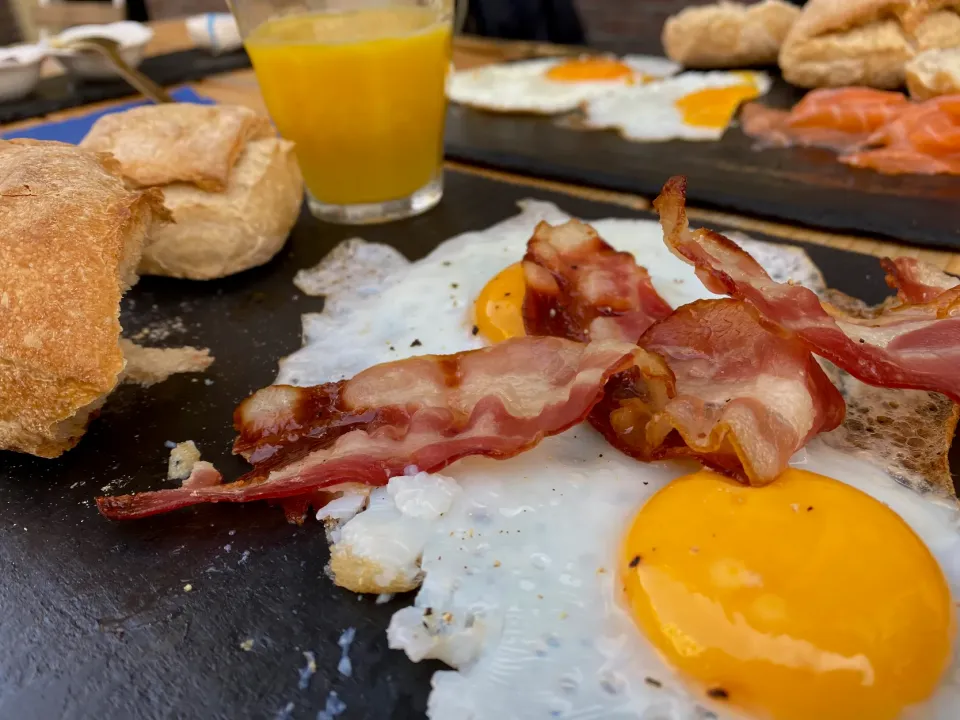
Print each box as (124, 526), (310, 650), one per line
(9, 18), (959, 273)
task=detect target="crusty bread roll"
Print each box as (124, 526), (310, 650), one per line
(906, 47), (960, 99)
(81, 104), (304, 280)
(138, 137), (303, 280)
(905, 0), (960, 52)
(663, 0), (801, 69)
(779, 0), (960, 89)
(81, 103), (274, 191)
(0, 140), (210, 458)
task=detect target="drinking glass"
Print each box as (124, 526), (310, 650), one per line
(230, 0), (454, 224)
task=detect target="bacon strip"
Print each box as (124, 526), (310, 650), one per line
(97, 337), (668, 520)
(637, 299), (844, 484)
(882, 257), (960, 304)
(520, 217), (843, 484)
(655, 176), (960, 403)
(522, 218), (673, 343)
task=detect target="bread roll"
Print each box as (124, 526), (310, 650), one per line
(663, 0), (801, 69)
(906, 47), (960, 99)
(81, 104), (304, 280)
(779, 0), (960, 89)
(0, 140), (193, 457)
(138, 137), (303, 280)
(81, 103), (274, 191)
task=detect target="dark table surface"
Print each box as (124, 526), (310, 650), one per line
(0, 170), (916, 720)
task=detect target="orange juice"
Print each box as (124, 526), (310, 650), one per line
(245, 7), (451, 206)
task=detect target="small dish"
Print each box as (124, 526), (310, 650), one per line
(0, 44), (46, 103)
(51, 22), (154, 80)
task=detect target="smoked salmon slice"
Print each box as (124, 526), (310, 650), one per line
(841, 95), (960, 175)
(741, 88), (910, 151)
(742, 87), (960, 175)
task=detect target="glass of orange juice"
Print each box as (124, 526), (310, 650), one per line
(230, 0), (453, 224)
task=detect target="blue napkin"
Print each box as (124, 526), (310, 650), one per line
(2, 87), (215, 145)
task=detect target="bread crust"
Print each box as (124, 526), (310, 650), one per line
(81, 104), (274, 192)
(779, 0), (960, 88)
(0, 140), (166, 457)
(663, 0), (801, 68)
(905, 47), (960, 98)
(138, 138), (303, 280)
(82, 104), (304, 280)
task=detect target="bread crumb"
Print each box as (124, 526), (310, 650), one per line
(183, 583), (193, 592)
(240, 638), (254, 651)
(168, 440), (201, 481)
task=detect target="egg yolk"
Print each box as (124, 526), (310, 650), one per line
(675, 82), (762, 129)
(620, 469), (954, 720)
(546, 57), (635, 83)
(473, 262), (526, 343)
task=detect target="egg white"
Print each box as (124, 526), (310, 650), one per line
(583, 71), (772, 142)
(280, 200), (823, 386)
(287, 202), (960, 719)
(447, 56), (679, 115)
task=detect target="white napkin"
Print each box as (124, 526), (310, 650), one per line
(186, 13), (243, 55)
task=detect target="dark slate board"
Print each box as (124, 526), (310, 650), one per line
(0, 170), (934, 720)
(444, 76), (960, 250)
(0, 48), (251, 125)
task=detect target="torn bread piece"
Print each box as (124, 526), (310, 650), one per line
(80, 103), (274, 191)
(81, 104), (304, 280)
(120, 340), (213, 386)
(663, 0), (800, 68)
(906, 47), (960, 99)
(168, 440), (201, 481)
(0, 140), (209, 458)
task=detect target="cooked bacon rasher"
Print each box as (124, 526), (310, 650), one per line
(97, 337), (671, 520)
(656, 176), (960, 403)
(522, 218), (672, 343)
(882, 257), (960, 305)
(97, 177), (960, 520)
(521, 211), (844, 485)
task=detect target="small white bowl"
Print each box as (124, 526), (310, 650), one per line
(51, 21), (154, 81)
(0, 44), (46, 102)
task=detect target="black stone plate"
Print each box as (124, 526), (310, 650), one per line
(0, 170), (930, 720)
(444, 76), (960, 250)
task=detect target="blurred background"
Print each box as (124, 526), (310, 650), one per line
(1, 0), (807, 49)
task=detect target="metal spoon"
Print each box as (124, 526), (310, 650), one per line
(51, 36), (174, 104)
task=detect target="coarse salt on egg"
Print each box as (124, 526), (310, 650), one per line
(584, 71), (772, 142)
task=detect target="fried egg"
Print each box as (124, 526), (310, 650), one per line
(287, 203), (960, 719)
(283, 202), (822, 383)
(447, 55), (680, 115)
(583, 71), (772, 142)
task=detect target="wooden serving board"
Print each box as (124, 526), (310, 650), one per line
(444, 78), (960, 250)
(0, 170), (936, 720)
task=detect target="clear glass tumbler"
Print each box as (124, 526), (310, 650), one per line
(230, 0), (453, 224)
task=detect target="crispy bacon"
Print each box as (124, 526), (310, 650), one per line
(655, 176), (960, 403)
(522, 218), (673, 343)
(521, 217), (843, 484)
(882, 257), (960, 304)
(637, 299), (843, 484)
(97, 337), (666, 520)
